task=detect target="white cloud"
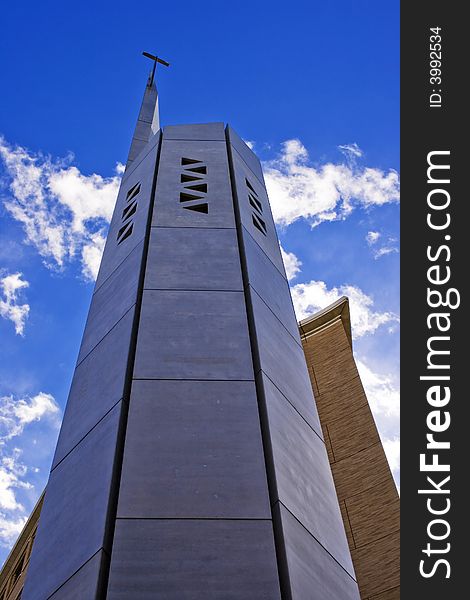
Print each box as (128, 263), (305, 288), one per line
(115, 162), (126, 175)
(80, 231), (107, 282)
(366, 230), (381, 245)
(355, 359), (400, 488)
(373, 244), (399, 259)
(382, 437), (400, 485)
(0, 392), (60, 547)
(263, 139), (399, 228)
(0, 447), (34, 547)
(0, 137), (121, 281)
(0, 449), (31, 512)
(338, 142), (363, 159)
(291, 279), (399, 338)
(366, 230), (398, 260)
(0, 392), (60, 444)
(280, 245), (302, 281)
(356, 360), (399, 418)
(243, 140), (255, 150)
(0, 272), (30, 336)
(0, 512), (27, 547)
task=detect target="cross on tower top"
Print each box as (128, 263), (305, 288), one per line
(142, 51), (170, 86)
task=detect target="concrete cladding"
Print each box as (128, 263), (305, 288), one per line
(22, 122), (359, 599)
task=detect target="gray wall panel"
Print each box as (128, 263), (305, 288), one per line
(107, 519), (281, 599)
(126, 137), (148, 164)
(117, 380), (270, 519)
(228, 140), (285, 275)
(152, 139), (235, 229)
(132, 120), (155, 143)
(133, 290), (253, 380)
(164, 122), (226, 141)
(244, 232), (301, 342)
(95, 133), (160, 289)
(226, 123), (357, 597)
(22, 404), (123, 600)
(125, 130), (160, 179)
(263, 374), (355, 577)
(251, 288), (322, 435)
(144, 227), (243, 291)
(52, 310), (134, 469)
(77, 241), (142, 364)
(226, 125), (265, 185)
(48, 552), (105, 600)
(277, 505), (360, 600)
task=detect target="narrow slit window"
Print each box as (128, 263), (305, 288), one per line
(122, 201), (137, 221)
(249, 193), (263, 213)
(180, 158), (208, 214)
(252, 214), (267, 235)
(126, 182), (141, 203)
(181, 173), (203, 183)
(180, 192), (204, 203)
(184, 183), (207, 193)
(245, 178), (257, 194)
(186, 166), (207, 174)
(12, 554), (25, 585)
(181, 157), (202, 165)
(183, 203), (208, 214)
(117, 222), (133, 244)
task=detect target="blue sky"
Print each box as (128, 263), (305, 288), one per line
(0, 0), (399, 564)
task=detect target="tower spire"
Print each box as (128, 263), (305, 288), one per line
(125, 52), (170, 170)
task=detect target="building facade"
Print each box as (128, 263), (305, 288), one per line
(8, 75), (370, 599)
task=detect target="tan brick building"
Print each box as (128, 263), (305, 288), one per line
(0, 493), (44, 600)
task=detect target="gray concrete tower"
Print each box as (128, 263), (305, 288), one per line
(22, 71), (360, 600)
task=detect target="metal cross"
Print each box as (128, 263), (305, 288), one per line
(142, 52), (170, 86)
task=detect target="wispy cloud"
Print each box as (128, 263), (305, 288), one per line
(280, 244), (302, 281)
(0, 449), (32, 512)
(290, 278), (399, 338)
(0, 137), (122, 281)
(0, 447), (31, 545)
(356, 360), (399, 419)
(0, 511), (28, 548)
(0, 392), (61, 444)
(263, 139), (399, 228)
(0, 272), (30, 336)
(0, 391), (60, 548)
(366, 230), (399, 260)
(338, 142), (363, 160)
(382, 437), (400, 489)
(356, 360), (400, 488)
(366, 230), (381, 245)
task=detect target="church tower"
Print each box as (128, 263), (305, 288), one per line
(22, 61), (360, 600)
